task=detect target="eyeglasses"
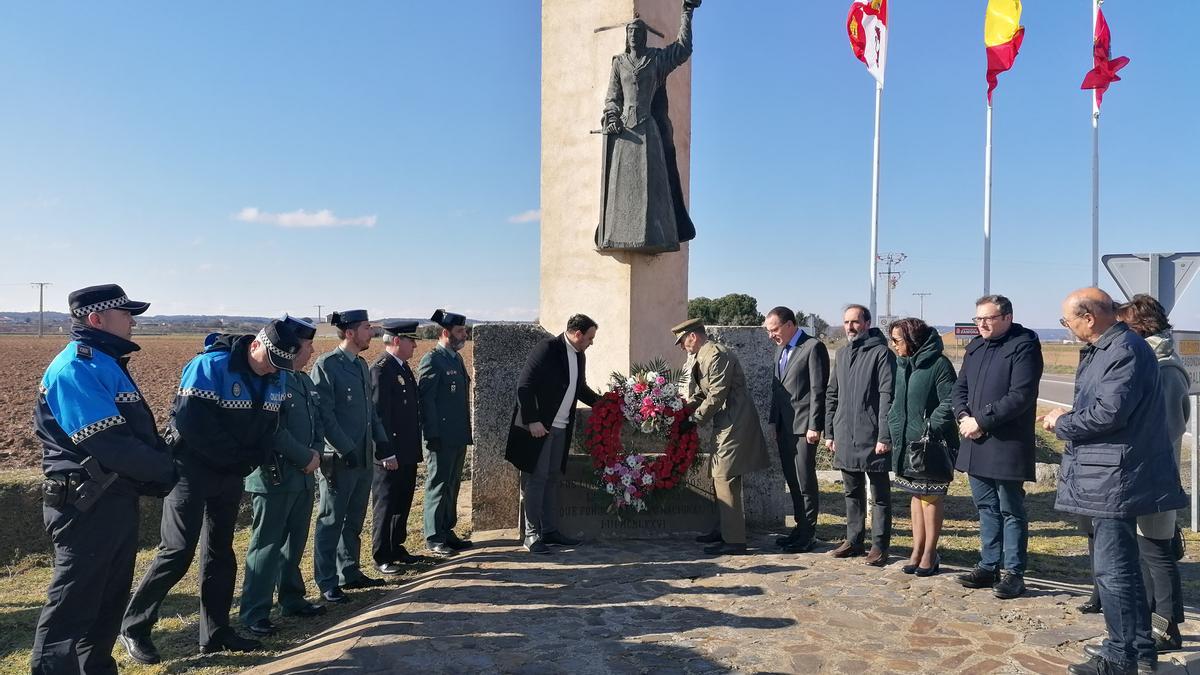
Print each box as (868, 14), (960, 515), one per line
(972, 314), (1008, 325)
(1058, 317), (1069, 327)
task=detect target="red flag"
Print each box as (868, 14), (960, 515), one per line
(1081, 7), (1129, 108)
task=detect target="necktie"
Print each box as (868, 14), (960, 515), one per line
(779, 345), (792, 377)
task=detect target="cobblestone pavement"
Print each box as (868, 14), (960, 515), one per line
(249, 531), (1199, 674)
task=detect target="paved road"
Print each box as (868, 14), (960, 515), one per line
(1037, 374), (1076, 408)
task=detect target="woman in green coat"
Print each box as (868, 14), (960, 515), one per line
(887, 318), (958, 577)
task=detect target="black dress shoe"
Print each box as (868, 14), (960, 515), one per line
(199, 628), (262, 654)
(902, 562), (919, 574)
(245, 618), (276, 636)
(378, 562), (404, 575)
(695, 530), (723, 544)
(282, 602), (327, 618)
(119, 633), (161, 665)
(525, 540), (552, 554)
(342, 575), (386, 589)
(914, 556), (940, 577)
(992, 572), (1025, 599)
(543, 531), (581, 546)
(322, 587), (348, 603)
(1077, 597), (1103, 614)
(780, 537), (815, 553)
(1083, 645), (1155, 674)
(446, 533), (473, 549)
(1069, 652), (1141, 675)
(428, 542), (457, 557)
(775, 525), (805, 547)
(704, 542), (748, 555)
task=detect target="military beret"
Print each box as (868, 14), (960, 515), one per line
(430, 309), (466, 329)
(381, 319), (419, 339)
(328, 309), (370, 329)
(279, 314), (317, 341)
(69, 284), (150, 318)
(671, 317), (705, 345)
(258, 318), (303, 372)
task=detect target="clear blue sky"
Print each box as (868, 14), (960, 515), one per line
(1, 1), (1196, 330)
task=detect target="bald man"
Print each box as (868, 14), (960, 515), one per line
(1043, 288), (1187, 675)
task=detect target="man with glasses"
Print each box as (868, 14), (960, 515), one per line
(952, 295), (1043, 600)
(1044, 288), (1186, 675)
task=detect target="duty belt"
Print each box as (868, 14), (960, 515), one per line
(42, 472), (85, 508)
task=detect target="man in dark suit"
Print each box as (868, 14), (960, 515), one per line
(370, 320), (423, 574)
(505, 314), (601, 554)
(763, 306), (829, 553)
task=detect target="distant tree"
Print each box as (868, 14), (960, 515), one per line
(688, 293), (764, 327)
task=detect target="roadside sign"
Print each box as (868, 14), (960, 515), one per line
(1103, 252), (1200, 316)
(1175, 330), (1200, 395)
(954, 322), (980, 338)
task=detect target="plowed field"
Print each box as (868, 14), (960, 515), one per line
(0, 335), (472, 469)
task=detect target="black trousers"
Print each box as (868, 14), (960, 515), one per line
(31, 494), (139, 675)
(777, 429), (819, 540)
(122, 456), (243, 645)
(1139, 534), (1184, 625)
(842, 470), (892, 550)
(372, 462), (418, 565)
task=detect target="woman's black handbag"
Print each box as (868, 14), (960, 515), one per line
(905, 418), (955, 482)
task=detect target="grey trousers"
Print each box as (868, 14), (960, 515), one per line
(521, 427), (567, 542)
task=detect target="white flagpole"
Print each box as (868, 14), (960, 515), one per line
(1091, 0), (1101, 287)
(983, 103), (993, 295)
(870, 82), (882, 319)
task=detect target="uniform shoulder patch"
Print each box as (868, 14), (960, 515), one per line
(76, 344), (93, 359)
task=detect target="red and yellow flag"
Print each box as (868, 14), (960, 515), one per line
(1081, 7), (1129, 108)
(985, 0), (1025, 104)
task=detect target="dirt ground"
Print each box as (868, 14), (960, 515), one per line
(0, 334), (473, 470)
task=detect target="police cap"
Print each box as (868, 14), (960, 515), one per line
(69, 284), (150, 319)
(671, 317), (705, 345)
(280, 314), (317, 341)
(328, 309), (370, 329)
(380, 319), (419, 339)
(430, 309), (467, 329)
(258, 319), (303, 372)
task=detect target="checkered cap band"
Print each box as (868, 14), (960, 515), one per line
(257, 329), (296, 362)
(70, 415), (126, 444)
(71, 295), (131, 318)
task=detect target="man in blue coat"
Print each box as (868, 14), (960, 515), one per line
(31, 285), (176, 675)
(953, 295), (1044, 600)
(1043, 288), (1188, 675)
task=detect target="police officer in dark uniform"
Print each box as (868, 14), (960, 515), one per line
(120, 319), (300, 662)
(419, 309), (473, 556)
(239, 315), (327, 637)
(312, 309), (391, 602)
(370, 320), (423, 574)
(31, 284), (176, 675)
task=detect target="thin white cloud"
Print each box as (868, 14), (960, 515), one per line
(506, 209), (541, 224)
(235, 207), (377, 229)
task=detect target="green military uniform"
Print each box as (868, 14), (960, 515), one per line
(418, 342), (472, 545)
(312, 346), (390, 591)
(239, 369), (323, 626)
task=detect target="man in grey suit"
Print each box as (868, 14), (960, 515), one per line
(764, 306), (829, 553)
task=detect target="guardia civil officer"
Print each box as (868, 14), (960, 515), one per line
(312, 310), (391, 602)
(31, 285), (176, 675)
(239, 315), (327, 637)
(420, 309), (473, 557)
(370, 320), (423, 573)
(121, 319), (299, 662)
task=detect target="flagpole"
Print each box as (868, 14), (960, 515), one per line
(983, 103), (993, 295)
(1091, 0), (1101, 287)
(869, 82), (882, 319)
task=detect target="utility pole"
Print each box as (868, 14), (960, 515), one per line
(876, 253), (906, 326)
(314, 305), (324, 323)
(31, 282), (51, 337)
(912, 292), (932, 320)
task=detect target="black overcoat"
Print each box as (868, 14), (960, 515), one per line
(370, 353), (422, 465)
(504, 335), (600, 473)
(952, 323), (1043, 482)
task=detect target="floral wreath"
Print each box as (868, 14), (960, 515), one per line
(583, 360), (701, 512)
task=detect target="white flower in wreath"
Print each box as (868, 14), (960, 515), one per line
(621, 474), (633, 486)
(644, 371), (659, 384)
(641, 473), (653, 485)
(604, 466), (615, 475)
(626, 454), (642, 468)
(633, 498), (647, 511)
(669, 399), (684, 411)
(626, 377), (638, 388)
(606, 482), (615, 494)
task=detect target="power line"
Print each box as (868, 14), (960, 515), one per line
(912, 292), (932, 320)
(876, 253), (906, 325)
(314, 305), (324, 323)
(30, 282), (52, 338)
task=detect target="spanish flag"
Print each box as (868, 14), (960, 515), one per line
(1081, 6), (1129, 108)
(985, 0), (1024, 104)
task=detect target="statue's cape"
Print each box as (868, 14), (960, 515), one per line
(650, 84), (695, 243)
